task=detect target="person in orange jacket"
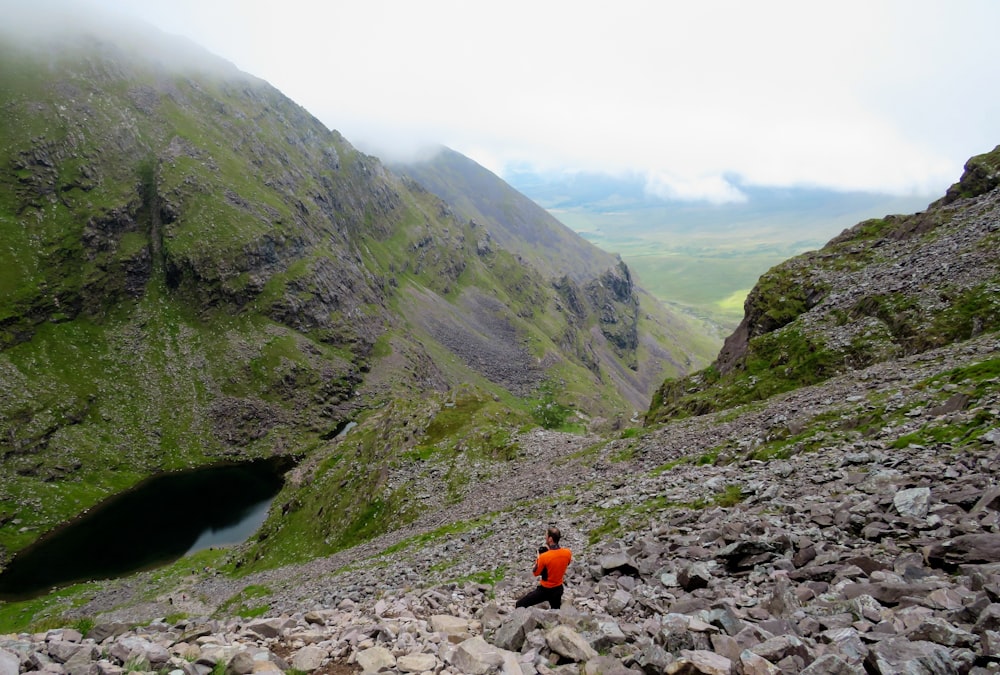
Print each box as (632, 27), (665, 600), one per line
(515, 526), (572, 609)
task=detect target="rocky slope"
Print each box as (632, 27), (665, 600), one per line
(5, 325), (998, 674)
(7, 168), (996, 675)
(648, 146), (1000, 423)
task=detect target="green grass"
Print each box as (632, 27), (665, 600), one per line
(215, 584), (272, 619)
(451, 566), (506, 588)
(0, 582), (96, 633)
(648, 325), (837, 422)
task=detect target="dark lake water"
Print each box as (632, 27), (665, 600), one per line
(0, 457), (291, 601)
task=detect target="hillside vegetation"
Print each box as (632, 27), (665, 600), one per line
(0, 20), (709, 573)
(646, 145), (1000, 424)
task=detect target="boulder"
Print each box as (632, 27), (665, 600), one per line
(290, 646), (326, 671)
(492, 608), (536, 652)
(799, 654), (866, 674)
(665, 649), (731, 675)
(448, 636), (504, 675)
(355, 646), (395, 674)
(863, 638), (957, 675)
(581, 654), (640, 674)
(0, 649), (19, 675)
(546, 624), (598, 662)
(894, 487), (931, 518)
(925, 534), (1000, 569)
(430, 614), (471, 639)
(396, 652), (437, 673)
(224, 651), (255, 675)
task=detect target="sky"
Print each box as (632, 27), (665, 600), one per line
(13, 1), (1000, 203)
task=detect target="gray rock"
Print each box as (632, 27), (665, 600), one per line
(448, 636), (504, 675)
(581, 654), (641, 675)
(546, 624), (598, 662)
(677, 563), (712, 591)
(48, 641), (86, 664)
(290, 645), (326, 671)
(799, 654), (866, 674)
(430, 614), (471, 638)
(635, 642), (674, 674)
(749, 634), (813, 667)
(355, 646), (395, 674)
(593, 620), (627, 652)
(926, 534), (1000, 569)
(608, 588), (632, 615)
(738, 649), (780, 675)
(908, 616), (978, 647)
(0, 649), (19, 675)
(224, 651), (255, 675)
(894, 487), (932, 518)
(666, 649), (731, 675)
(863, 638), (957, 675)
(600, 552), (640, 576)
(493, 608), (536, 652)
(396, 652), (437, 673)
(243, 618), (286, 639)
(818, 627), (868, 664)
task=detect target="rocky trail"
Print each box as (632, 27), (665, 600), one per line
(3, 331), (999, 673)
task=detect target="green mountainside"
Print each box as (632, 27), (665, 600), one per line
(391, 147), (718, 406)
(391, 147), (620, 284)
(646, 145), (1000, 424)
(0, 21), (711, 571)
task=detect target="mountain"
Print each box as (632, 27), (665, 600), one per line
(7, 151), (1000, 673)
(390, 147), (717, 405)
(646, 145), (1000, 423)
(0, 17), (998, 659)
(0, 16), (713, 572)
(503, 166), (936, 331)
(391, 147), (619, 284)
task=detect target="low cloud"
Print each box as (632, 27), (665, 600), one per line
(643, 172), (748, 205)
(12, 0), (999, 202)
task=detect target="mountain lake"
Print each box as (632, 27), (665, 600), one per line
(0, 457), (293, 601)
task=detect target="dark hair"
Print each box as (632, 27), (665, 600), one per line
(547, 526), (561, 545)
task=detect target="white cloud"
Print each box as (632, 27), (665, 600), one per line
(14, 0), (1000, 201)
(644, 172), (747, 205)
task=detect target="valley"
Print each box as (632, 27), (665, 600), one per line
(506, 177), (935, 334)
(1, 9), (1000, 675)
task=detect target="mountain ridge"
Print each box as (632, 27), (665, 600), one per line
(0, 18), (708, 573)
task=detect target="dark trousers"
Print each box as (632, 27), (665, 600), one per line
(515, 584), (564, 609)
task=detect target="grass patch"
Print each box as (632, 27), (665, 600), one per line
(609, 445), (635, 463)
(0, 583), (94, 634)
(713, 484), (745, 507)
(215, 584), (272, 619)
(648, 326), (838, 422)
(451, 565), (506, 588)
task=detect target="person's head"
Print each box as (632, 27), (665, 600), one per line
(546, 526), (561, 547)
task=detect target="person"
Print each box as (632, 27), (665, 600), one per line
(515, 526), (572, 609)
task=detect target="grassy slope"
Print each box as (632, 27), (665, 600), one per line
(645, 153), (1000, 425)
(0, 28), (695, 574)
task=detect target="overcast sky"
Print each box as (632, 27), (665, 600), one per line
(23, 1), (1000, 202)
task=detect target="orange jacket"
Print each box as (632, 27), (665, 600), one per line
(533, 546), (572, 588)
